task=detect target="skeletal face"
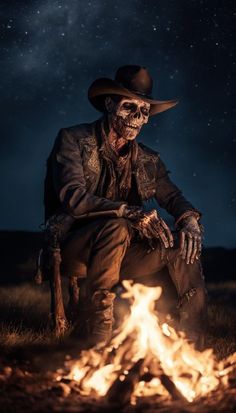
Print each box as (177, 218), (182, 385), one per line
(105, 96), (151, 140)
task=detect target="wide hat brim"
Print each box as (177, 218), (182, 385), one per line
(88, 78), (179, 116)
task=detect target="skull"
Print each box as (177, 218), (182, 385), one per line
(105, 96), (150, 140)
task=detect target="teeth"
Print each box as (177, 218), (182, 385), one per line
(125, 124), (138, 129)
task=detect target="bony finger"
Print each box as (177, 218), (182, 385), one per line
(165, 227), (174, 247)
(190, 238), (197, 264)
(196, 245), (201, 260)
(160, 235), (170, 249)
(159, 230), (170, 248)
(179, 231), (185, 254)
(148, 225), (161, 240)
(186, 234), (193, 264)
(197, 236), (202, 258)
(160, 219), (174, 246)
(190, 237), (198, 264)
(162, 228), (174, 247)
(151, 223), (169, 247)
(181, 239), (188, 260)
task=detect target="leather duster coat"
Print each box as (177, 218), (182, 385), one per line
(44, 116), (201, 225)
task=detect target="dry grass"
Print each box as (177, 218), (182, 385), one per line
(0, 324), (51, 347)
(0, 282), (70, 349)
(0, 281), (235, 359)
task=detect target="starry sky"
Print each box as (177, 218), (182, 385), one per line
(1, 0), (235, 247)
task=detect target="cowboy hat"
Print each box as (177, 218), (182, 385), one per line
(88, 65), (178, 116)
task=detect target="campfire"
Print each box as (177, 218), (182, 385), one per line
(58, 281), (236, 407)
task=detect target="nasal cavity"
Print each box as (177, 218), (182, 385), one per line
(134, 110), (141, 118)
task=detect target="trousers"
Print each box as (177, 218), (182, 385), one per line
(60, 217), (207, 336)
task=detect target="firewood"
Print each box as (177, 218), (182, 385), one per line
(106, 358), (144, 406)
(148, 358), (187, 402)
(159, 373), (187, 402)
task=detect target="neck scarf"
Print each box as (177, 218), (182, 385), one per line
(96, 118), (138, 201)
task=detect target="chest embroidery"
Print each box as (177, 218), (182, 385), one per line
(87, 148), (100, 174)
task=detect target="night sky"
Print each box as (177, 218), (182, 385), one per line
(1, 0), (235, 248)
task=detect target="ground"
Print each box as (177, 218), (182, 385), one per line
(0, 231), (235, 412)
(0, 280), (236, 413)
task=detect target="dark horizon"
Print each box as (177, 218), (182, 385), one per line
(1, 0), (235, 248)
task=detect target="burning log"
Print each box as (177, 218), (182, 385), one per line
(68, 351), (189, 406)
(106, 355), (187, 406)
(159, 373), (187, 402)
(148, 358), (187, 402)
(106, 358), (144, 406)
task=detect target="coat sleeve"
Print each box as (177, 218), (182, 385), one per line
(51, 128), (126, 218)
(154, 155), (202, 226)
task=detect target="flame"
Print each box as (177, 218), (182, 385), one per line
(64, 281), (236, 404)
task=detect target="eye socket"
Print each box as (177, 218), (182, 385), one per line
(122, 102), (136, 110)
(121, 102), (150, 115)
(141, 107), (150, 116)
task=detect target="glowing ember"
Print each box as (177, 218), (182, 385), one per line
(62, 281), (236, 404)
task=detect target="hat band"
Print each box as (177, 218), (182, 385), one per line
(116, 82), (153, 99)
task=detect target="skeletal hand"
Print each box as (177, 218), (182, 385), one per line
(179, 216), (204, 264)
(124, 207), (174, 249)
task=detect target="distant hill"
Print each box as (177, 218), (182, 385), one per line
(0, 230), (235, 285)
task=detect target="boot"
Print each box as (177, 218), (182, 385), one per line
(86, 289), (116, 347)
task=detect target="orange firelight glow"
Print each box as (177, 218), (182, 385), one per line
(63, 281), (236, 404)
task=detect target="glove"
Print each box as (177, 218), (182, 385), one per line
(123, 207), (174, 249)
(178, 215), (204, 264)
